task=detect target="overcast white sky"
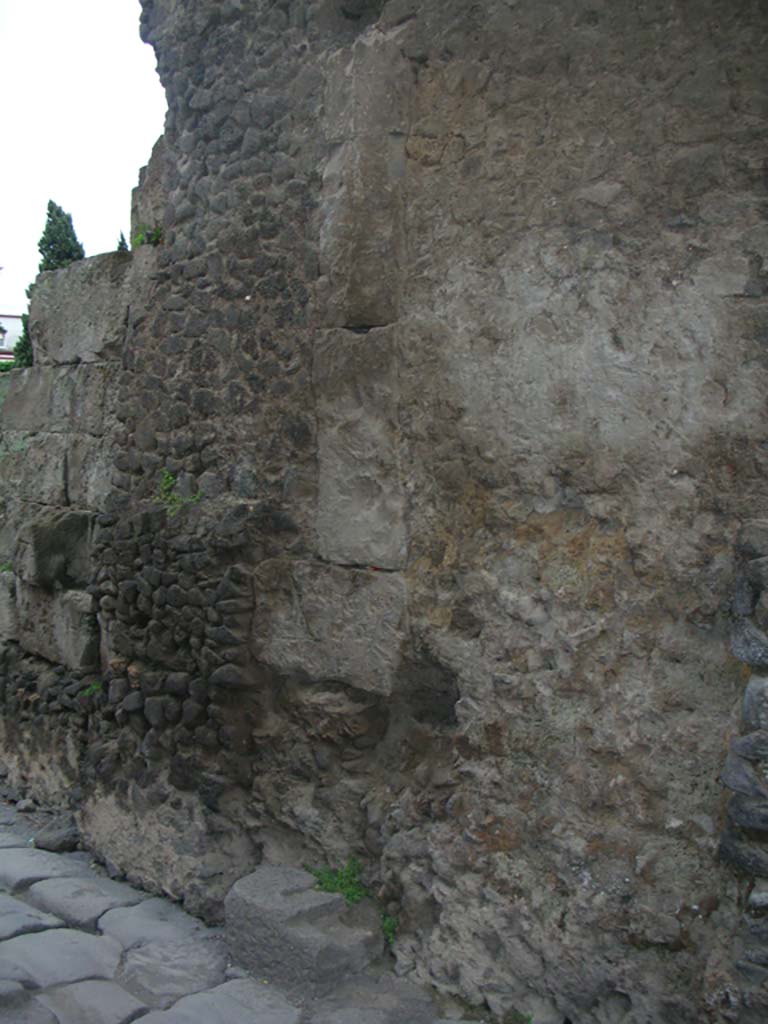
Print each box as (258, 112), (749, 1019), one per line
(0, 0), (167, 313)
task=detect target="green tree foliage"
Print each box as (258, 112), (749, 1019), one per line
(37, 200), (85, 273)
(117, 231), (129, 252)
(13, 201), (86, 368)
(13, 314), (33, 368)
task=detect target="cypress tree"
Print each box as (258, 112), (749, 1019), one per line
(13, 201), (86, 367)
(38, 200), (85, 272)
(117, 231), (129, 252)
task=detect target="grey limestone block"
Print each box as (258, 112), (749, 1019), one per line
(98, 897), (210, 951)
(35, 979), (147, 1024)
(116, 936), (228, 1009)
(26, 876), (144, 930)
(0, 847), (95, 893)
(0, 929), (122, 988)
(225, 866), (384, 996)
(135, 979), (301, 1024)
(0, 893), (62, 942)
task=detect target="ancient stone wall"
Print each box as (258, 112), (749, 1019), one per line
(1, 1), (768, 1022)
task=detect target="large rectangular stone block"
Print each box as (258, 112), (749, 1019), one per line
(15, 510), (93, 590)
(315, 327), (406, 570)
(253, 560), (406, 696)
(16, 584), (99, 670)
(0, 571), (17, 641)
(0, 364), (112, 436)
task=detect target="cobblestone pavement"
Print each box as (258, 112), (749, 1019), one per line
(0, 802), (478, 1024)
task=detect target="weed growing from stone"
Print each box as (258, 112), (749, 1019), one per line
(80, 680), (103, 698)
(157, 469), (201, 518)
(311, 857), (370, 904)
(0, 561), (13, 573)
(132, 224), (163, 247)
(310, 859), (401, 947)
(381, 912), (398, 946)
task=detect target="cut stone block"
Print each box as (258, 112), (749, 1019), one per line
(0, 929), (121, 987)
(28, 252), (132, 367)
(0, 893), (62, 941)
(15, 584), (99, 671)
(255, 560), (406, 696)
(309, 971), (437, 1024)
(36, 979), (147, 1024)
(0, 572), (17, 642)
(26, 876), (144, 930)
(225, 866), (383, 996)
(0, 999), (57, 1024)
(0, 364), (110, 437)
(0, 848), (94, 893)
(315, 328), (406, 570)
(99, 897), (209, 950)
(0, 829), (30, 848)
(117, 937), (228, 1009)
(136, 979), (301, 1024)
(15, 510), (93, 590)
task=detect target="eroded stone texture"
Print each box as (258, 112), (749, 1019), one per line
(0, 1), (766, 1023)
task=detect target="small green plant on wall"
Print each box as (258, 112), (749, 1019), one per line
(157, 469), (201, 518)
(311, 857), (370, 904)
(132, 224), (163, 247)
(80, 680), (103, 698)
(310, 858), (399, 946)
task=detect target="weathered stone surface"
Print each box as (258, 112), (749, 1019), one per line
(0, 830), (29, 849)
(26, 876), (144, 929)
(99, 897), (209, 950)
(0, 1000), (57, 1024)
(0, 1), (766, 1021)
(225, 867), (383, 996)
(309, 972), (437, 1024)
(0, 848), (94, 893)
(15, 585), (98, 671)
(0, 929), (122, 987)
(255, 561), (406, 696)
(720, 831), (768, 879)
(117, 937), (228, 1009)
(315, 329), (406, 570)
(36, 980), (147, 1024)
(0, 365), (111, 437)
(744, 676), (768, 732)
(29, 253), (131, 366)
(732, 618), (768, 670)
(136, 979), (301, 1024)
(0, 893), (62, 941)
(33, 813), (79, 852)
(0, 573), (17, 642)
(15, 510), (93, 590)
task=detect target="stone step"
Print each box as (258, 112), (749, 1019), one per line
(225, 866), (384, 997)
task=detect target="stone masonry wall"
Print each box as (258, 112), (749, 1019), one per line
(1, 1), (767, 1022)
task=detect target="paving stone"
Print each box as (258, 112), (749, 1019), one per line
(0, 848), (94, 893)
(0, 829), (31, 849)
(36, 979), (148, 1024)
(0, 999), (57, 1024)
(117, 936), (228, 1008)
(0, 928), (122, 987)
(0, 892), (63, 940)
(26, 876), (144, 929)
(137, 979), (301, 1024)
(99, 897), (210, 950)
